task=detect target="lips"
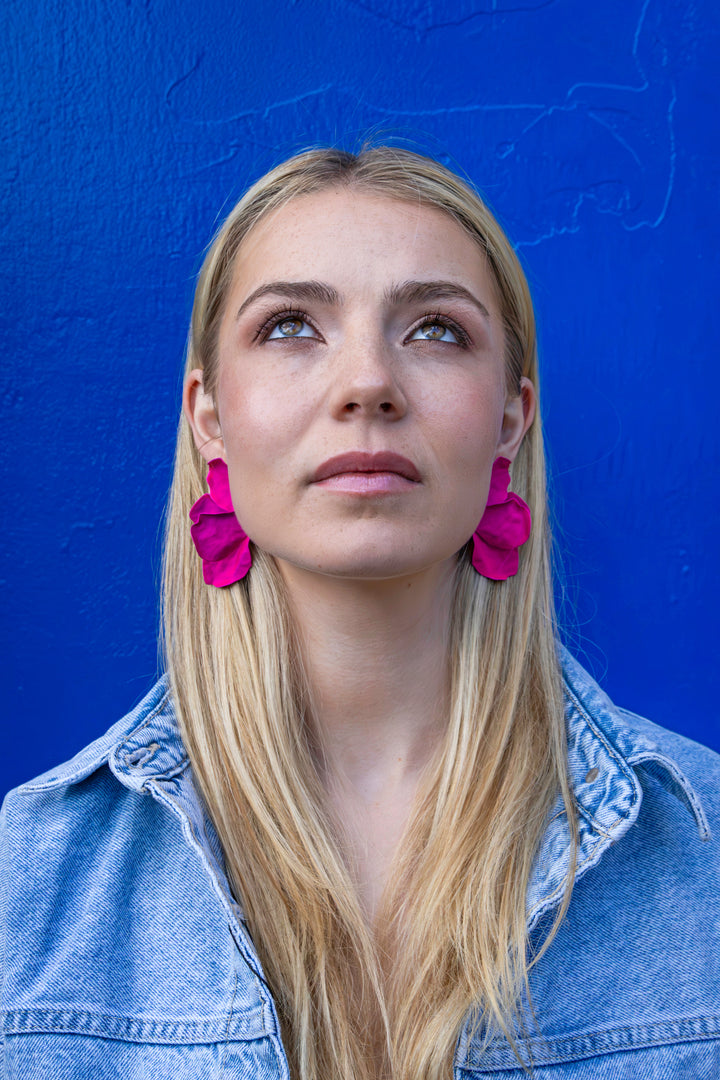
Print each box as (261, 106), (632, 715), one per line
(312, 451), (421, 483)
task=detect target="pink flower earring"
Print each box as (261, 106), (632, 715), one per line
(189, 458), (252, 587)
(471, 457), (531, 580)
(189, 457), (529, 587)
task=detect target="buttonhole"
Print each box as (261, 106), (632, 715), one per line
(584, 767), (599, 783)
(125, 743), (160, 768)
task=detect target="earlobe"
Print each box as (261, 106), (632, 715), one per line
(183, 368), (225, 462)
(497, 376), (536, 462)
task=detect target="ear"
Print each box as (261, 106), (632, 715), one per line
(183, 368), (225, 463)
(496, 376), (536, 462)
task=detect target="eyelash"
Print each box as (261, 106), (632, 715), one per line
(253, 308), (318, 343)
(252, 307), (471, 346)
(406, 312), (471, 347)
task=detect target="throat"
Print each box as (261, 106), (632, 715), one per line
(326, 760), (427, 925)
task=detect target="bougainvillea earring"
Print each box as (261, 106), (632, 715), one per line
(471, 457), (531, 580)
(189, 458), (252, 587)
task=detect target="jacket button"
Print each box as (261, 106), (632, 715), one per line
(584, 767), (599, 783)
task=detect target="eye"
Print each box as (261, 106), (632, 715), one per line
(408, 319), (461, 344)
(267, 316), (317, 340)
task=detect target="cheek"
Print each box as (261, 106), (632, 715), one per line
(214, 375), (310, 530)
(218, 371), (304, 461)
(417, 381), (506, 544)
(426, 379), (505, 471)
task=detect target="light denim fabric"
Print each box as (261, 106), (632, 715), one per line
(2, 649), (719, 1078)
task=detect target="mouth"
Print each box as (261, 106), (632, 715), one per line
(311, 451), (422, 493)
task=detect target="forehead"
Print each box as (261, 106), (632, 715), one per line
(229, 187), (498, 301)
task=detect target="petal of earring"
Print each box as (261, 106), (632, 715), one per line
(189, 459), (252, 587)
(471, 457), (531, 581)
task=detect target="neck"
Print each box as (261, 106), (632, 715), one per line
(278, 560), (456, 789)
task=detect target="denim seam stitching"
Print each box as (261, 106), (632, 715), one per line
(629, 751), (711, 838)
(462, 1015), (720, 1069)
(267, 1031), (292, 1079)
(143, 757), (191, 784)
(0, 1007), (266, 1043)
(146, 782), (268, 1000)
(219, 970), (239, 1072)
(527, 805), (635, 921)
(572, 798), (616, 839)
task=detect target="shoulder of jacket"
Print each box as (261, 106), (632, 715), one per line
(561, 646), (717, 839)
(525, 647), (717, 929)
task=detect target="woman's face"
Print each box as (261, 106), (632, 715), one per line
(186, 187), (534, 581)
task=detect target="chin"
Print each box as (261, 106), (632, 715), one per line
(274, 545), (457, 582)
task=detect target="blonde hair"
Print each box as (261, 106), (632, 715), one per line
(162, 147), (576, 1079)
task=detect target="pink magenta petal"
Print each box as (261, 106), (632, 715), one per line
(188, 492), (227, 525)
(205, 458), (235, 513)
(471, 535), (519, 580)
(188, 460), (253, 586)
(470, 458), (531, 580)
(475, 495), (531, 550)
(202, 538), (253, 587)
(486, 456), (512, 506)
(190, 511), (248, 562)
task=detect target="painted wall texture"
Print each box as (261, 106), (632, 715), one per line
(2, 0), (718, 797)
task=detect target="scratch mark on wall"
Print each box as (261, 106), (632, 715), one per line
(167, 80), (334, 127)
(165, 0), (675, 245)
(165, 53), (204, 108)
(624, 84), (676, 231)
(342, 0), (556, 34)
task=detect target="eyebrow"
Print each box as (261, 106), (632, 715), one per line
(234, 278), (491, 321)
(235, 281), (341, 321)
(384, 280), (491, 320)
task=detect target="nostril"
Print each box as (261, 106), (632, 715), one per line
(341, 399), (396, 415)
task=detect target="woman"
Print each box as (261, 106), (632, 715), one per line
(2, 148), (718, 1080)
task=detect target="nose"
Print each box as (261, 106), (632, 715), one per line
(328, 332), (408, 421)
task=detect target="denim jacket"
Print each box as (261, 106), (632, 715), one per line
(2, 650), (719, 1078)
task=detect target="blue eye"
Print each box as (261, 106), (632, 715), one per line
(267, 317), (316, 339)
(409, 321), (459, 343)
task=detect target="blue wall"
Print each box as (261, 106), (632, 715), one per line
(2, 0), (718, 797)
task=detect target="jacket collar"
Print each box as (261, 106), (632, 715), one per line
(24, 653), (707, 932)
(525, 647), (709, 928)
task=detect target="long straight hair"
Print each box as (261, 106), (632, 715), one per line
(162, 147), (576, 1079)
